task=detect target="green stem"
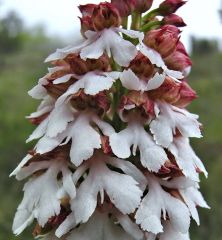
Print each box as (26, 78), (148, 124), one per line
(141, 21), (162, 32)
(142, 8), (160, 23)
(131, 11), (142, 30)
(122, 17), (128, 29)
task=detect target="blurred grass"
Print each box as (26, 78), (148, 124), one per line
(0, 33), (60, 239)
(0, 32), (222, 239)
(188, 52), (222, 240)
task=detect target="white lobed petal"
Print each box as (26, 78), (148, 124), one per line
(14, 169), (60, 230)
(81, 29), (137, 67)
(135, 175), (190, 235)
(169, 137), (208, 181)
(114, 210), (144, 240)
(27, 96), (55, 119)
(28, 78), (48, 100)
(120, 69), (165, 92)
(180, 187), (210, 225)
(67, 211), (135, 240)
(46, 103), (75, 138)
(13, 160), (76, 235)
(159, 221), (190, 240)
(10, 154), (33, 177)
(56, 213), (77, 238)
(67, 113), (101, 166)
(150, 102), (202, 148)
(71, 152), (143, 224)
(53, 73), (76, 84)
(110, 121), (167, 172)
(56, 71), (120, 107)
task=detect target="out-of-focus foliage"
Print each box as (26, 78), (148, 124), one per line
(0, 11), (221, 240)
(0, 11), (62, 239)
(189, 45), (222, 240)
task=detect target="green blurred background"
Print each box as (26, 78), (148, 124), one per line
(0, 10), (222, 240)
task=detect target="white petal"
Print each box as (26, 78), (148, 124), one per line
(28, 78), (48, 99)
(110, 121), (167, 172)
(56, 213), (77, 237)
(150, 102), (202, 148)
(169, 137), (208, 181)
(67, 211), (134, 240)
(81, 29), (137, 67)
(118, 28), (144, 43)
(13, 169), (61, 231)
(71, 152), (143, 223)
(13, 210), (34, 235)
(68, 113), (101, 166)
(62, 167), (76, 199)
(159, 221), (190, 240)
(106, 157), (147, 191)
(46, 103), (74, 138)
(27, 96), (55, 119)
(139, 44), (165, 68)
(120, 69), (142, 91)
(115, 211), (144, 240)
(15, 161), (51, 181)
(71, 172), (99, 223)
(35, 132), (65, 154)
(10, 154), (32, 177)
(26, 117), (49, 143)
(56, 71), (119, 107)
(54, 74), (76, 84)
(146, 72), (166, 91)
(180, 187), (210, 225)
(136, 175), (190, 234)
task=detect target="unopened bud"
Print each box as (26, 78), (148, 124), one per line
(176, 81), (197, 107)
(79, 3), (121, 33)
(111, 0), (135, 17)
(134, 0), (154, 13)
(144, 25), (180, 58)
(65, 54), (110, 75)
(162, 14), (186, 27)
(159, 0), (186, 16)
(164, 42), (192, 76)
(92, 2), (121, 31)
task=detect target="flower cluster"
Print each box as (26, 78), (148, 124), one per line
(11, 1), (209, 239)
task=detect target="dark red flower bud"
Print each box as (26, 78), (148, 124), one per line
(64, 54), (110, 75)
(111, 0), (153, 16)
(120, 92), (155, 118)
(149, 77), (197, 107)
(129, 53), (154, 79)
(176, 81), (197, 107)
(144, 25), (180, 58)
(79, 4), (96, 36)
(79, 3), (121, 33)
(164, 42), (192, 76)
(159, 0), (186, 16)
(134, 0), (154, 13)
(111, 0), (135, 17)
(70, 90), (110, 114)
(92, 2), (121, 31)
(162, 14), (186, 27)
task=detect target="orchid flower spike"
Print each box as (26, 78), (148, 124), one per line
(11, 1), (209, 240)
